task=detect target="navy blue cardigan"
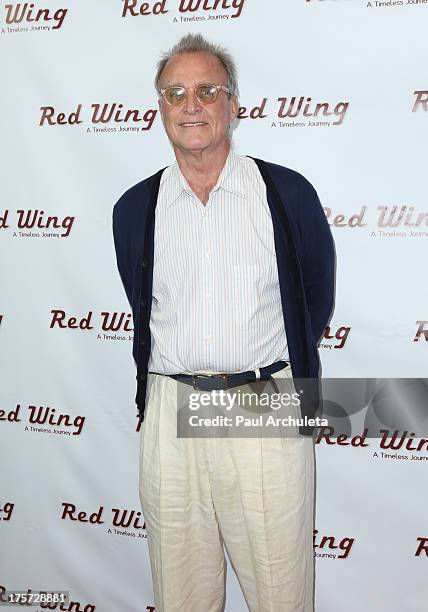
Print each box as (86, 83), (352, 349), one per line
(112, 157), (335, 432)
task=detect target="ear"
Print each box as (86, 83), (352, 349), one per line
(229, 94), (239, 122)
(158, 97), (165, 123)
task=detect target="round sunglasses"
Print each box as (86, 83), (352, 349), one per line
(159, 83), (232, 106)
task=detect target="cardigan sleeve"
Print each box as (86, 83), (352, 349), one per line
(112, 197), (133, 308)
(298, 178), (336, 345)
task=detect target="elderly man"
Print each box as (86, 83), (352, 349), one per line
(113, 33), (335, 612)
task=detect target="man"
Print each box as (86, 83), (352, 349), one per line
(113, 33), (335, 612)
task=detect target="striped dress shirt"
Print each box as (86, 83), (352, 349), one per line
(147, 147), (289, 375)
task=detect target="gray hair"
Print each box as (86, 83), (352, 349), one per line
(154, 33), (239, 97)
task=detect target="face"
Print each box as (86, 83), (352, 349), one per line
(158, 52), (238, 155)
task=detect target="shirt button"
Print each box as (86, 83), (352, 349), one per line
(205, 336), (213, 342)
(140, 299), (147, 307)
(202, 211), (208, 218)
(205, 251), (210, 259)
(142, 259), (149, 268)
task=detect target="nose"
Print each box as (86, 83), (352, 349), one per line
(183, 88), (201, 114)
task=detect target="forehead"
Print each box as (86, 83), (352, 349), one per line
(160, 52), (228, 86)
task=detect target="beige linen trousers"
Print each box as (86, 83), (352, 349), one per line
(139, 364), (315, 612)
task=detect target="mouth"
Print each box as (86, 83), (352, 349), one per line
(179, 122), (208, 127)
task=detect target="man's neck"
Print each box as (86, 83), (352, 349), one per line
(174, 142), (231, 199)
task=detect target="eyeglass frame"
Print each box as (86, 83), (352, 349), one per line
(158, 83), (233, 106)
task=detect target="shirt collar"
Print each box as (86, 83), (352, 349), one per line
(166, 148), (245, 209)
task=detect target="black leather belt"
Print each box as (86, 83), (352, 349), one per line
(169, 360), (289, 391)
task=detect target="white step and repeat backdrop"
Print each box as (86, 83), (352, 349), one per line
(1, 1), (427, 611)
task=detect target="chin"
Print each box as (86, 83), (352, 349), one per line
(180, 138), (210, 151)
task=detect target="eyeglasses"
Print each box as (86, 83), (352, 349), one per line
(159, 83), (232, 106)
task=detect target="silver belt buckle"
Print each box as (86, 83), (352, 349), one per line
(191, 373), (213, 390)
(191, 373), (230, 390)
